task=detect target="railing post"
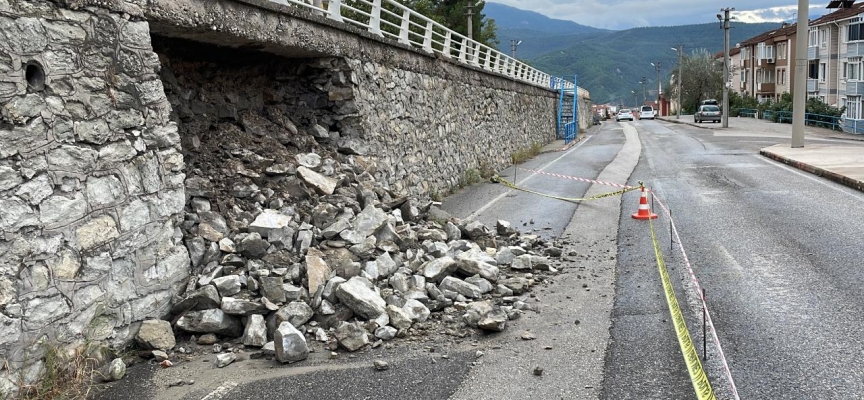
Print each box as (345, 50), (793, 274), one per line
(398, 9), (410, 45)
(459, 37), (468, 63)
(442, 31), (452, 58)
(471, 43), (480, 66)
(327, 0), (343, 22)
(422, 20), (434, 53)
(368, 0), (382, 36)
(483, 48), (492, 70)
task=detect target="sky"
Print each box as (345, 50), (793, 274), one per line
(488, 1), (831, 30)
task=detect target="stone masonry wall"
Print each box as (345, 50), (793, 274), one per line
(0, 0), (188, 391)
(347, 58), (557, 198)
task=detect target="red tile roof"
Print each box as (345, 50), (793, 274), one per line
(809, 2), (864, 26)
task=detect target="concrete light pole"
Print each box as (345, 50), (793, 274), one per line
(672, 45), (684, 119)
(792, 0), (808, 148)
(719, 8), (734, 128)
(465, 1), (482, 41)
(651, 62), (661, 114)
(640, 77), (647, 105)
(510, 39), (522, 58)
(632, 90), (638, 108)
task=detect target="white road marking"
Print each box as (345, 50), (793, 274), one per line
(200, 381), (238, 400)
(469, 136), (594, 219)
(755, 155), (864, 202)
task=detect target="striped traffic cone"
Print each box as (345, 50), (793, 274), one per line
(631, 186), (658, 220)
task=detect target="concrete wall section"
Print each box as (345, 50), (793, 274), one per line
(0, 0), (189, 388)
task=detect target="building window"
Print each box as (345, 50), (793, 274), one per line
(810, 29), (818, 46)
(847, 96), (859, 119)
(822, 28), (828, 48)
(809, 61), (819, 79)
(848, 23), (864, 42)
(820, 62), (827, 82)
(843, 62), (861, 81)
(778, 42), (787, 59)
(780, 69), (786, 85)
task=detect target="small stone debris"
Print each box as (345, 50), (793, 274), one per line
(106, 358), (126, 382)
(520, 331), (536, 341)
(216, 352), (237, 368)
(168, 380), (195, 388)
(373, 360), (389, 371)
(159, 360), (173, 368)
(533, 366), (544, 376)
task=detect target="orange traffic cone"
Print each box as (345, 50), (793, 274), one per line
(631, 186), (658, 220)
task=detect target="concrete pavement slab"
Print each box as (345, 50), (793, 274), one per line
(760, 144), (864, 192)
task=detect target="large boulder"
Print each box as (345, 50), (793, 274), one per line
(176, 309), (243, 337)
(171, 285), (221, 314)
(455, 251), (499, 282)
(354, 204), (389, 238)
(242, 314), (268, 347)
(221, 297), (267, 316)
(135, 319), (175, 351)
(439, 276), (482, 299)
(274, 322), (309, 363)
(297, 166), (337, 195)
(334, 321), (369, 352)
(334, 277), (386, 320)
(249, 210), (293, 238)
(421, 257), (456, 282)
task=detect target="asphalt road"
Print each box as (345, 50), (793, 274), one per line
(607, 119), (864, 399)
(95, 118), (864, 400)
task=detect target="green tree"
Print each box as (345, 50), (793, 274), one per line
(401, 0), (499, 47)
(666, 49), (723, 113)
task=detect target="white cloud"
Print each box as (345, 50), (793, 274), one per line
(736, 4), (827, 23)
(488, 1), (831, 30)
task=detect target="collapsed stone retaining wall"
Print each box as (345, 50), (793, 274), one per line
(0, 0), (188, 391)
(0, 0), (580, 393)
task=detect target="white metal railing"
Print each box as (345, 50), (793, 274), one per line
(273, 0), (582, 94)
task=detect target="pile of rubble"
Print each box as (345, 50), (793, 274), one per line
(134, 123), (564, 366)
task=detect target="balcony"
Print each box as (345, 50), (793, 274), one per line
(757, 82), (775, 93)
(743, 59), (751, 69)
(846, 81), (864, 96)
(807, 78), (820, 92)
(808, 46), (820, 60)
(849, 42), (864, 58)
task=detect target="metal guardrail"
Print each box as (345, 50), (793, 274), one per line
(276, 0), (586, 95)
(735, 108), (758, 118)
(774, 111), (842, 131)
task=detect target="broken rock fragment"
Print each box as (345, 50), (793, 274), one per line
(335, 276), (386, 320)
(274, 322), (309, 363)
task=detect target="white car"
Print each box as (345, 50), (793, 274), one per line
(640, 106), (655, 120)
(616, 109), (633, 121)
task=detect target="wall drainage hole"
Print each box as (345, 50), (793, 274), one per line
(26, 62), (45, 91)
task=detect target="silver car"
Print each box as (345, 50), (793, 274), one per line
(695, 105), (721, 123)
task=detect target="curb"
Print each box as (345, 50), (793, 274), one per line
(759, 149), (864, 193)
(657, 117), (712, 130)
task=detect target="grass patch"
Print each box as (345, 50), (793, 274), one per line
(19, 343), (105, 400)
(510, 142), (543, 165)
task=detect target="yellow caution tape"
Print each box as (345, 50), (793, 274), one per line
(649, 217), (716, 400)
(493, 175), (639, 203)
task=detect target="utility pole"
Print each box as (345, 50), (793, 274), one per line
(719, 8), (734, 128)
(652, 62), (662, 114)
(792, 0), (808, 147)
(632, 90), (638, 108)
(672, 45), (684, 119)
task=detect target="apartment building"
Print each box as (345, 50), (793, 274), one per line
(811, 3), (864, 124)
(737, 23), (797, 103)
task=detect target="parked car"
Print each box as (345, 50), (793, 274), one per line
(695, 104), (721, 123)
(639, 106), (655, 120)
(616, 109), (633, 121)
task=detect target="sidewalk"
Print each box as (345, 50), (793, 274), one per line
(659, 115), (864, 193)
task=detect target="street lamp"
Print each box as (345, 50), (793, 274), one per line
(510, 39), (522, 58)
(671, 46), (683, 119)
(651, 62), (661, 115)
